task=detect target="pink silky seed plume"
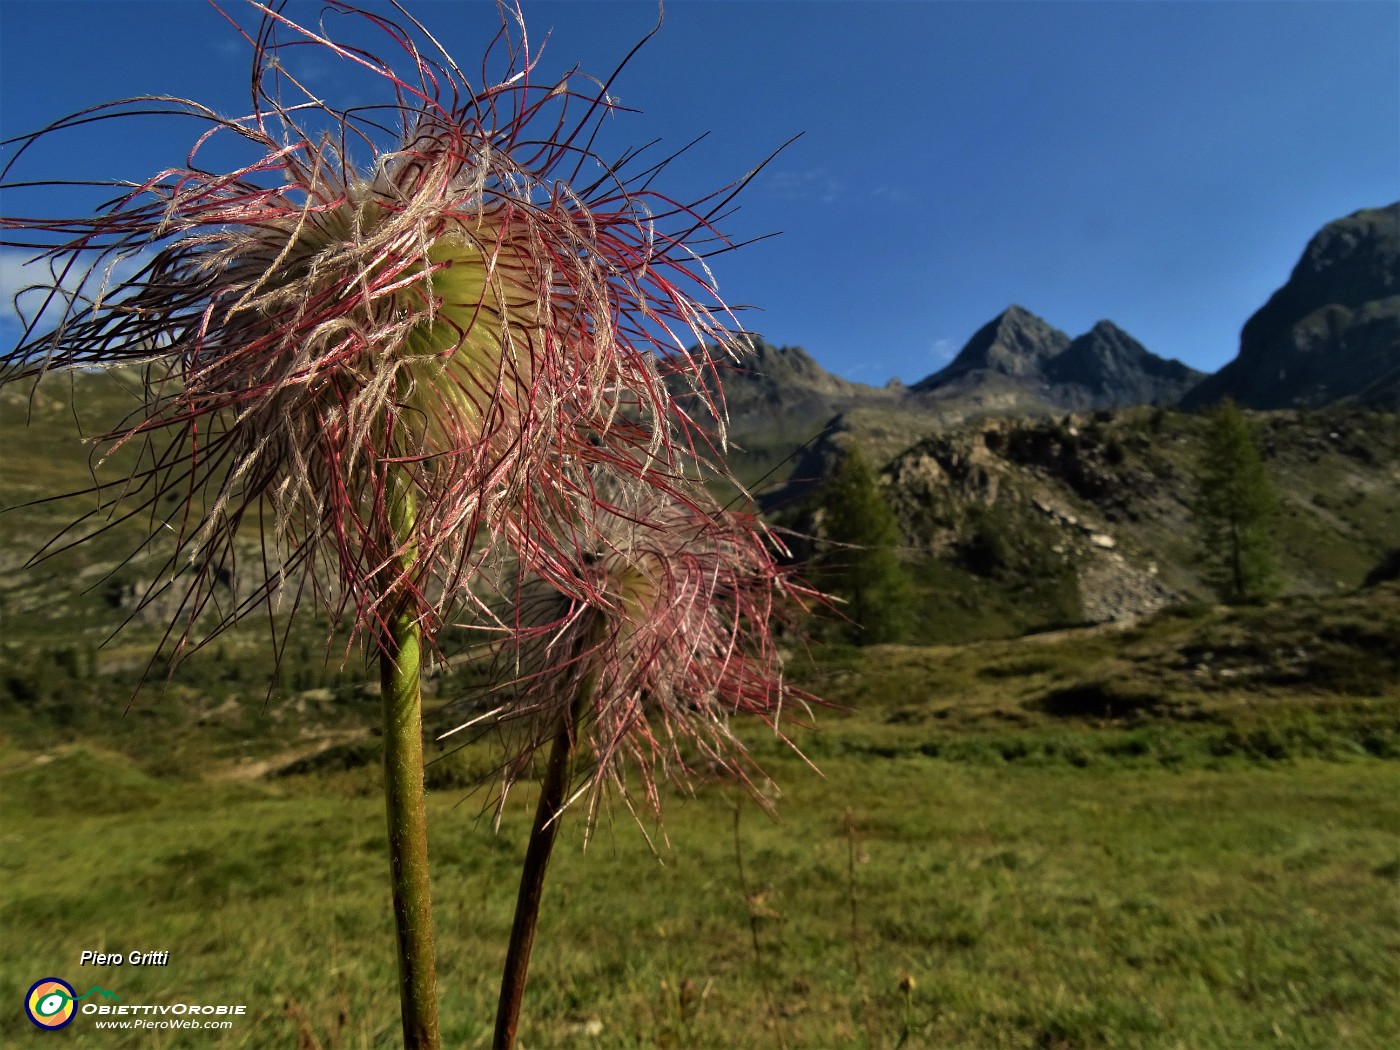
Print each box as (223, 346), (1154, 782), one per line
(453, 484), (823, 828)
(0, 1), (752, 668)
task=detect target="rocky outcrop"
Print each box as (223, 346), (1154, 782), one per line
(875, 415), (1185, 623)
(1184, 202), (1400, 410)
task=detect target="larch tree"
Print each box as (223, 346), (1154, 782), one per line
(1194, 399), (1280, 604)
(815, 445), (914, 643)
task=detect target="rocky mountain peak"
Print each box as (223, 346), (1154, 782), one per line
(742, 337), (828, 384)
(668, 334), (897, 433)
(1290, 203), (1398, 289)
(1046, 320), (1203, 407)
(905, 307), (1196, 411)
(912, 305), (1071, 391)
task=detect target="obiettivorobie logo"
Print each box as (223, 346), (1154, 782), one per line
(25, 979), (120, 1030)
(24, 977), (247, 1032)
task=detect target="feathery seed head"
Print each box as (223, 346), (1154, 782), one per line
(457, 481), (821, 828)
(2, 1), (751, 660)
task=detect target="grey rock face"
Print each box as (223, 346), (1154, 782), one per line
(911, 307), (1201, 412)
(1046, 321), (1203, 408)
(912, 305), (1071, 390)
(1184, 202), (1400, 410)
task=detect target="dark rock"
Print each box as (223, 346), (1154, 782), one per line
(1046, 320), (1204, 408)
(1184, 202), (1400, 410)
(910, 307), (1201, 414)
(1363, 549), (1400, 588)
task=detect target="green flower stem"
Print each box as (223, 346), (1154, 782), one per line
(379, 479), (441, 1050)
(493, 634), (602, 1050)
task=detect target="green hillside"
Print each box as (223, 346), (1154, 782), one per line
(3, 369), (1399, 1048)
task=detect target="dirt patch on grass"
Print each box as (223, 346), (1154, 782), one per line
(212, 729), (371, 780)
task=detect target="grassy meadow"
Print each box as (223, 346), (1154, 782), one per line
(5, 590), (1400, 1048)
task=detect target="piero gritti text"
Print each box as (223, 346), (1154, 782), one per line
(80, 950), (171, 966)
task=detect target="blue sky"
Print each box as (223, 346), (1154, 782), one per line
(1, 1), (1396, 385)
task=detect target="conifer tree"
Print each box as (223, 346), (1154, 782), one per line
(1194, 400), (1279, 603)
(815, 446), (914, 643)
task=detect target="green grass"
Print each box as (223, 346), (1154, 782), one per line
(5, 586), (1400, 1048)
(3, 741), (1398, 1048)
(3, 376), (1399, 1046)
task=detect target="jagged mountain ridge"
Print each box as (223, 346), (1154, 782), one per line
(694, 307), (1202, 430)
(694, 202), (1399, 477)
(911, 306), (1203, 410)
(672, 310), (1204, 495)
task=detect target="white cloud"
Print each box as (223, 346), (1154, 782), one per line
(0, 248), (50, 304)
(873, 185), (913, 205)
(764, 169), (843, 205)
(0, 247), (152, 342)
(762, 173), (910, 208)
(0, 249), (66, 338)
(931, 337), (956, 362)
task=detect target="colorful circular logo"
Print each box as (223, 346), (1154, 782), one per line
(26, 978), (77, 1030)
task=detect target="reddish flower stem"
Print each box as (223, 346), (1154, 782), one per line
(493, 637), (602, 1050)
